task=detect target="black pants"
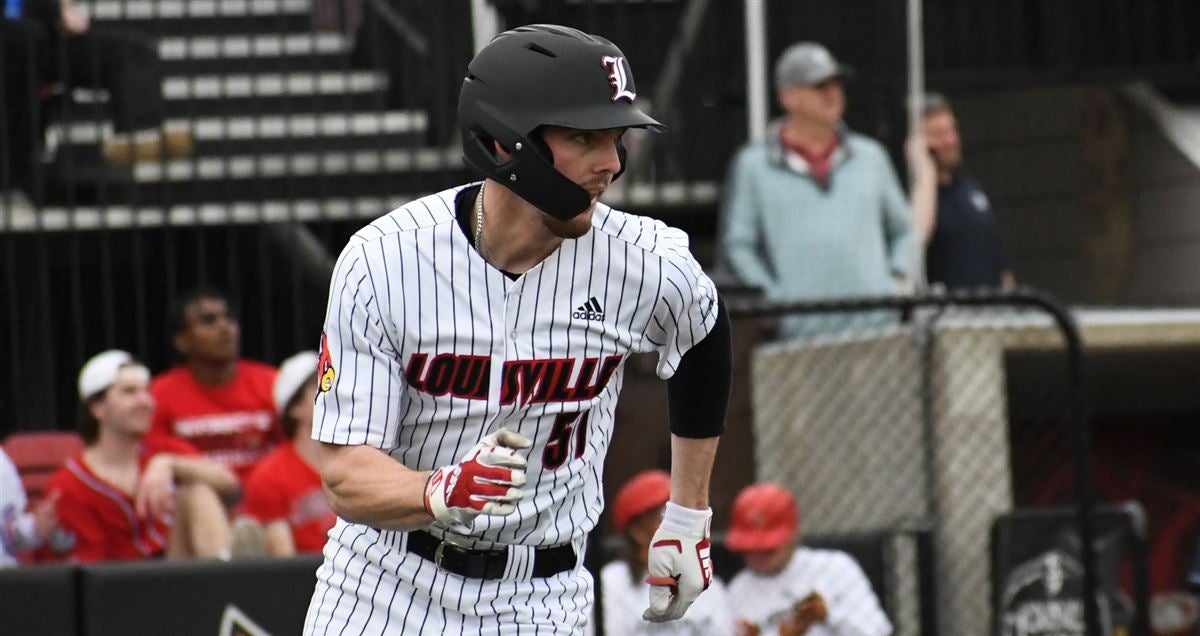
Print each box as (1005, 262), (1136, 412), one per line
(52, 26), (165, 133)
(0, 18), (51, 195)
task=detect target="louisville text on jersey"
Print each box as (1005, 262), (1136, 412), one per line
(405, 353), (623, 406)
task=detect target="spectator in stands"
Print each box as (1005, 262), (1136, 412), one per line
(0, 13), (51, 202)
(599, 469), (736, 635)
(720, 42), (934, 338)
(41, 350), (239, 562)
(0, 447), (63, 566)
(726, 483), (891, 636)
(150, 288), (281, 482)
(10, 0), (191, 166)
(238, 351), (336, 556)
(920, 92), (1015, 290)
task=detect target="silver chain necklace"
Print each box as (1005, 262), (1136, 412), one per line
(473, 182), (486, 258)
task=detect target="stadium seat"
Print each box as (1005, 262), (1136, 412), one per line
(2, 431), (85, 500)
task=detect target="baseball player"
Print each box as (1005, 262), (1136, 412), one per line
(303, 24), (732, 634)
(725, 484), (891, 636)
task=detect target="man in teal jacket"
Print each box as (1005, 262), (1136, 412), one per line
(721, 42), (934, 338)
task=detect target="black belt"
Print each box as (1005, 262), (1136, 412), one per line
(405, 530), (576, 580)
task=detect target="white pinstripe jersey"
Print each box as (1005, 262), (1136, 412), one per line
(314, 183), (718, 550)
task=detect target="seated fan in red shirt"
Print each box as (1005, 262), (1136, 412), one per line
(238, 351), (337, 556)
(40, 350), (240, 562)
(149, 288), (282, 482)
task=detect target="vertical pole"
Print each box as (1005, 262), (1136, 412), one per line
(907, 0), (928, 292)
(744, 0), (768, 142)
(470, 0), (501, 56)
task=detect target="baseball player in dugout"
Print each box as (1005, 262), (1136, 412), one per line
(726, 485), (891, 636)
(304, 24), (732, 634)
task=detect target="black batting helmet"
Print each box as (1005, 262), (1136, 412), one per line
(458, 24), (665, 220)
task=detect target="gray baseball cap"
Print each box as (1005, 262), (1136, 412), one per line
(774, 42), (851, 89)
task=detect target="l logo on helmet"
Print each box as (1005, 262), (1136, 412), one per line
(601, 55), (637, 103)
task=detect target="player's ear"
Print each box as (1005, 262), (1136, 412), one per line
(172, 330), (189, 357)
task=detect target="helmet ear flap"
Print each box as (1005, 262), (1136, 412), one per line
(613, 136), (628, 182)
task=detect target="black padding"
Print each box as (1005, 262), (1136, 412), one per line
(0, 563), (77, 635)
(80, 555), (322, 636)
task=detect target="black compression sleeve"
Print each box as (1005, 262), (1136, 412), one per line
(666, 296), (731, 438)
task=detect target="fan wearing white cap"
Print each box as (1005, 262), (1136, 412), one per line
(39, 350), (240, 562)
(238, 352), (336, 556)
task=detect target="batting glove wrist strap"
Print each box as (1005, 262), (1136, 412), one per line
(659, 502), (711, 538)
(422, 428), (532, 531)
(642, 503), (713, 623)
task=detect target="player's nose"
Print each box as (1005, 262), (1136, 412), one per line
(596, 140), (622, 176)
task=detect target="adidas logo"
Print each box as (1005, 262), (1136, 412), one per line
(572, 297), (605, 321)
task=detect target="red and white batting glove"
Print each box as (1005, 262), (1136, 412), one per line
(643, 502), (714, 622)
(423, 428), (532, 532)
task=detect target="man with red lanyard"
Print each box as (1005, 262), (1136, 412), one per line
(721, 42), (936, 338)
(41, 350), (239, 562)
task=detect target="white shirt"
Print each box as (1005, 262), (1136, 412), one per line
(599, 560), (737, 635)
(728, 546), (892, 636)
(0, 448), (39, 566)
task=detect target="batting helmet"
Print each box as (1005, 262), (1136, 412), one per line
(458, 24), (665, 221)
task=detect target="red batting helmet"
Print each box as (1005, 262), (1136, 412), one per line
(725, 483), (799, 553)
(611, 470), (671, 534)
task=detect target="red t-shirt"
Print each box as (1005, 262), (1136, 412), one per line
(150, 360), (281, 481)
(39, 436), (199, 563)
(241, 442), (335, 553)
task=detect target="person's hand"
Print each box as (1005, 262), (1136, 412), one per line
(736, 618), (761, 636)
(60, 5), (90, 35)
(31, 490), (61, 541)
(905, 133), (937, 182)
(136, 454), (176, 519)
(423, 428), (531, 532)
(642, 502), (713, 622)
(780, 592), (828, 635)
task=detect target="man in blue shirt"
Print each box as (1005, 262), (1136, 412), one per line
(921, 93), (1015, 290)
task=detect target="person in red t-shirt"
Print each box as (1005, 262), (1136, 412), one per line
(239, 351), (336, 555)
(150, 288), (282, 481)
(41, 350), (240, 563)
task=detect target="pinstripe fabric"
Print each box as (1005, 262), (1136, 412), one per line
(306, 184), (718, 633)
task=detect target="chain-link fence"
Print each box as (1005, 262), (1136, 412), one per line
(719, 290), (1151, 636)
(594, 289), (1152, 636)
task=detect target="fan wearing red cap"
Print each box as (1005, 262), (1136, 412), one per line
(599, 470), (736, 635)
(725, 484), (892, 636)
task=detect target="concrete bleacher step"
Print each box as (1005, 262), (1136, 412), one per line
(158, 33), (351, 75)
(4, 182), (722, 232)
(43, 147), (468, 205)
(54, 70), (389, 119)
(0, 196), (418, 232)
(87, 0), (312, 36)
(49, 111), (428, 155)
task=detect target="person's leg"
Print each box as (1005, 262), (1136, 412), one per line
(0, 19), (51, 199)
(63, 27), (163, 133)
(61, 27), (190, 163)
(170, 483), (232, 559)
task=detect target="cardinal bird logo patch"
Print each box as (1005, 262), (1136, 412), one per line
(601, 55), (637, 103)
(317, 332), (336, 393)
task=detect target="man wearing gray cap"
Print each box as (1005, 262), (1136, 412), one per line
(721, 42), (935, 337)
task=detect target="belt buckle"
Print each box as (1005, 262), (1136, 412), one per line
(432, 536), (469, 573)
